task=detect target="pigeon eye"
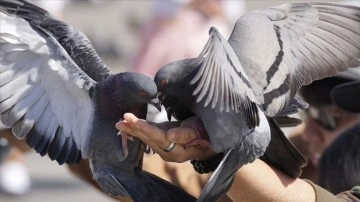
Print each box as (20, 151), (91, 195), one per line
(161, 80), (168, 87)
(139, 91), (146, 96)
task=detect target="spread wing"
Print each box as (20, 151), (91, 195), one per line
(0, 1), (109, 164)
(229, 2), (360, 116)
(190, 27), (259, 128)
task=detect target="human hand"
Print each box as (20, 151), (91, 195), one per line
(115, 113), (217, 162)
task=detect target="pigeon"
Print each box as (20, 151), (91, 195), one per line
(155, 2), (360, 201)
(0, 0), (196, 201)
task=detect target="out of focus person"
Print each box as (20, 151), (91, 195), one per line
(29, 0), (67, 19)
(288, 69), (360, 183)
(132, 0), (242, 78)
(318, 123), (360, 195)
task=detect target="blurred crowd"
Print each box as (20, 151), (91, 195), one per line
(0, 0), (359, 202)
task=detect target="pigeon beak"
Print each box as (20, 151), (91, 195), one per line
(150, 97), (162, 112)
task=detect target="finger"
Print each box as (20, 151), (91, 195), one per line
(120, 131), (130, 157)
(123, 113), (175, 152)
(123, 113), (160, 135)
(121, 113), (216, 162)
(149, 121), (180, 131)
(116, 121), (142, 139)
(166, 127), (197, 144)
(120, 117), (199, 160)
(123, 113), (140, 127)
(120, 114), (156, 141)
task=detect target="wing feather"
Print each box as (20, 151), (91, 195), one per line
(229, 2), (360, 116)
(26, 105), (52, 149)
(12, 90), (48, 139)
(4, 84), (44, 130)
(0, 11), (94, 164)
(57, 137), (72, 165)
(37, 116), (58, 156)
(190, 27), (259, 128)
(48, 127), (66, 161)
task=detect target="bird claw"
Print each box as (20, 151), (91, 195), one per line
(120, 132), (132, 158)
(144, 145), (155, 154)
(145, 145), (150, 154)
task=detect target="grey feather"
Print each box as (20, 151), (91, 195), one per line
(48, 127), (66, 161)
(191, 27), (257, 116)
(228, 2), (360, 116)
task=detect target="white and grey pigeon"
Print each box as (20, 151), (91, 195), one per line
(0, 0), (196, 201)
(155, 2), (360, 201)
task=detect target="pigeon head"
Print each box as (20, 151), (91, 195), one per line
(115, 72), (160, 109)
(97, 72), (160, 120)
(154, 58), (202, 120)
(155, 58), (202, 98)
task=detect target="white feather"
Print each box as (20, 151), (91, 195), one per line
(13, 93), (48, 139)
(0, 12), (95, 152)
(0, 83), (36, 113)
(33, 104), (53, 136)
(4, 83), (43, 128)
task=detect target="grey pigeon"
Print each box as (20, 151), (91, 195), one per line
(0, 0), (196, 201)
(155, 2), (360, 201)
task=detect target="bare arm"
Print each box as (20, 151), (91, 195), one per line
(116, 113), (316, 202)
(228, 159), (315, 202)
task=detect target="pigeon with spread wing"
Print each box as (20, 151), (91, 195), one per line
(155, 2), (360, 201)
(0, 0), (196, 201)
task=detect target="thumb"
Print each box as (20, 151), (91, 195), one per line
(166, 127), (197, 145)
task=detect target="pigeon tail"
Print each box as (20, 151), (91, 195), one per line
(276, 97), (308, 117)
(259, 118), (307, 178)
(273, 116), (303, 128)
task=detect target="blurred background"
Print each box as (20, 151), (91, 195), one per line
(0, 0), (358, 202)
